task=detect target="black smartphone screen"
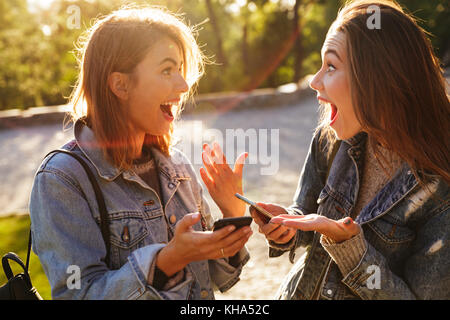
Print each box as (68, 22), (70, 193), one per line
(213, 216), (253, 231)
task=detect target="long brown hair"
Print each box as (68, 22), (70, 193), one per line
(68, 5), (205, 170)
(318, 0), (450, 185)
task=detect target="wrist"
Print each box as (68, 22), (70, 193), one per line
(222, 211), (244, 218)
(155, 243), (188, 277)
(325, 231), (359, 243)
(221, 205), (246, 218)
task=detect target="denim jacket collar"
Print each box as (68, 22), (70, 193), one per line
(73, 119), (191, 182)
(356, 162), (418, 224)
(329, 131), (419, 224)
(343, 131), (367, 147)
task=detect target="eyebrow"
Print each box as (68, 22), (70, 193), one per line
(159, 57), (179, 66)
(323, 49), (342, 62)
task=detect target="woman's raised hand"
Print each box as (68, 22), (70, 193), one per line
(200, 142), (248, 218)
(270, 214), (360, 243)
(156, 212), (252, 276)
(250, 203), (297, 244)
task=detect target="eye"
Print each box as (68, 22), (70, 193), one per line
(326, 63), (336, 72)
(162, 67), (172, 76)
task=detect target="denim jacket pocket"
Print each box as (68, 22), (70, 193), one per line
(316, 190), (331, 220)
(108, 212), (150, 269)
(368, 214), (415, 244)
(317, 188), (346, 220)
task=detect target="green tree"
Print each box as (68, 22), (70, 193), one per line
(0, 0), (447, 110)
(0, 0), (47, 109)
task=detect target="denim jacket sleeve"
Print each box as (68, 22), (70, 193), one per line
(341, 204), (450, 300)
(29, 165), (192, 300)
(269, 129), (330, 261)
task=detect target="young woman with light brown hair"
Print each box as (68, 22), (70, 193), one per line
(206, 0), (449, 299)
(29, 6), (251, 300)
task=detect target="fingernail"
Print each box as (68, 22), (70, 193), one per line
(344, 217), (352, 225)
(192, 212), (200, 220)
(228, 225), (236, 232)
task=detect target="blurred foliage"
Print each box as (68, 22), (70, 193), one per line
(0, 0), (448, 110)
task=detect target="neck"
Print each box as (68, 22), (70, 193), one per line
(131, 132), (146, 160)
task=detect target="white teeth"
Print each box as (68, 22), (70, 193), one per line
(161, 101), (178, 106)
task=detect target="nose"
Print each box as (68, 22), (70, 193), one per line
(309, 69), (323, 92)
(176, 74), (189, 94)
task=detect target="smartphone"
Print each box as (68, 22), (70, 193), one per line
(234, 193), (274, 223)
(213, 216), (253, 231)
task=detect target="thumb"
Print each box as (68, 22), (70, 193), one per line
(233, 152), (248, 177)
(176, 212), (201, 233)
(256, 202), (287, 215)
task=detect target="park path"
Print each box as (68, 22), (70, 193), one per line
(0, 96), (319, 299)
(0, 95), (318, 216)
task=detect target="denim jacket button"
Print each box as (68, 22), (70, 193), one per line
(168, 182), (176, 189)
(200, 290), (209, 299)
(122, 226), (130, 242)
(170, 215), (177, 224)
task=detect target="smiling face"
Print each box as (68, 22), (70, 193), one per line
(126, 36), (189, 138)
(309, 29), (362, 140)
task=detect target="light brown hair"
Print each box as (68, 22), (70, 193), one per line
(317, 0), (450, 184)
(68, 5), (204, 170)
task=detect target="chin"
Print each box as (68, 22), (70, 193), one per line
(143, 123), (171, 136)
(147, 130), (169, 137)
(330, 126), (359, 141)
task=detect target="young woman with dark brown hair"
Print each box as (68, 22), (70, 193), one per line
(29, 6), (251, 300)
(206, 0), (449, 299)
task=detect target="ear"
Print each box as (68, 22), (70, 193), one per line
(108, 72), (130, 101)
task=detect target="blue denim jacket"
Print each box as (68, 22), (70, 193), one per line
(271, 129), (449, 300)
(29, 120), (249, 300)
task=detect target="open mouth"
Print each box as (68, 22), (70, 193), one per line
(160, 103), (175, 121)
(318, 97), (338, 126)
(330, 103), (338, 125)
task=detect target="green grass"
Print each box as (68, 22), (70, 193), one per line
(0, 214), (52, 300)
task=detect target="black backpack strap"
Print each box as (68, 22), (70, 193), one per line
(43, 149), (110, 265)
(25, 230), (32, 272)
(2, 252), (29, 281)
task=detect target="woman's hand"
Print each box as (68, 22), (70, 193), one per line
(270, 214), (360, 243)
(250, 203), (297, 244)
(200, 142), (248, 218)
(156, 212), (252, 276)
